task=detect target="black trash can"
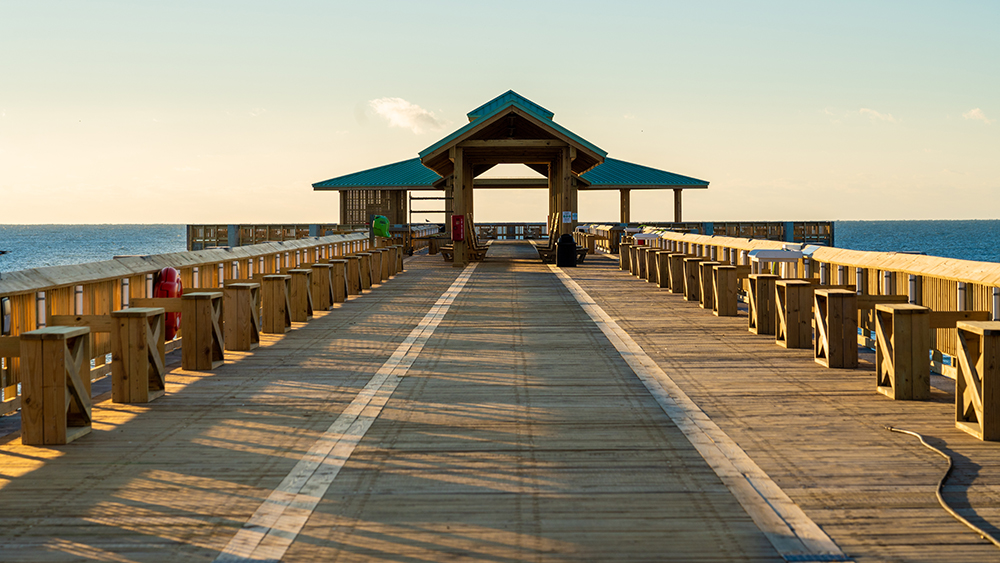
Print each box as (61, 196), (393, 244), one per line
(556, 233), (577, 267)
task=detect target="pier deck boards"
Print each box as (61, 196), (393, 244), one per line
(0, 241), (998, 561)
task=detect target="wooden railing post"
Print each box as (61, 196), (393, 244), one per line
(20, 326), (92, 445)
(748, 274), (779, 335)
(262, 275), (292, 334)
(287, 269), (315, 323)
(668, 254), (687, 295)
(955, 321), (1000, 440)
(875, 304), (930, 400)
(713, 265), (739, 317)
(181, 292), (224, 371)
(814, 289), (858, 369)
(111, 307), (166, 403)
(775, 280), (813, 349)
(223, 283), (261, 351)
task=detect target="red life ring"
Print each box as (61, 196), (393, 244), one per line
(153, 267), (183, 340)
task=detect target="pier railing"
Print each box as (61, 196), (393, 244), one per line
(582, 221), (834, 254)
(632, 229), (999, 377)
(0, 232), (371, 416)
(188, 224), (441, 254)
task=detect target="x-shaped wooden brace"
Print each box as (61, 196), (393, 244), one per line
(957, 331), (985, 428)
(146, 314), (166, 391)
(875, 309), (895, 389)
(814, 297), (830, 362)
(776, 290), (789, 342)
(64, 334), (92, 425)
(209, 298), (225, 362)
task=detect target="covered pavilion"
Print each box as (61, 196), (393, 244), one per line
(313, 90), (709, 265)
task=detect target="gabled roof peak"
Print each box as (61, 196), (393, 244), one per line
(467, 90), (554, 122)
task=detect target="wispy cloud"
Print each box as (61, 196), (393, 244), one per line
(962, 107), (993, 124)
(369, 97), (444, 134)
(859, 108), (897, 123)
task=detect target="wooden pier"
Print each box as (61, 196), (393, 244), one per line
(1, 241), (999, 562)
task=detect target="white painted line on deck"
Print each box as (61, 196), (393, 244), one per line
(215, 263), (479, 563)
(550, 265), (850, 563)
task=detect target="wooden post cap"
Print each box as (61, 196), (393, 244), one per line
(749, 273), (780, 280)
(111, 307), (165, 318)
(776, 280), (813, 288)
(263, 274), (291, 280)
(182, 292), (223, 300)
(957, 321), (1000, 336)
(20, 326), (90, 340)
(714, 265), (737, 270)
(287, 269), (311, 274)
(815, 288), (855, 297)
(327, 259), (348, 263)
(226, 282), (260, 289)
(310, 263), (333, 268)
(875, 303), (929, 314)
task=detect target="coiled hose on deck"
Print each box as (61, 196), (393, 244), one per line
(885, 425), (1000, 550)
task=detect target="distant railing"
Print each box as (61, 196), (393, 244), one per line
(632, 228), (999, 378)
(0, 233), (371, 416)
(187, 224), (352, 250)
(580, 221), (834, 255)
(475, 223), (547, 240)
(188, 223), (442, 255)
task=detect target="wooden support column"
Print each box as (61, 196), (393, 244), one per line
(223, 284), (261, 351)
(673, 189), (683, 223)
(620, 189), (631, 223)
(452, 147), (468, 267)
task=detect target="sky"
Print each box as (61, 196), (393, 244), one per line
(1, 0), (997, 224)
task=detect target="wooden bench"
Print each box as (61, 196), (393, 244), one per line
(668, 254), (687, 295)
(655, 251), (672, 290)
(261, 275), (292, 334)
(875, 304), (930, 400)
(814, 289), (858, 369)
(699, 261), (721, 310)
(355, 253), (373, 290)
(713, 265), (739, 317)
(683, 257), (704, 302)
(19, 326), (92, 445)
(133, 293), (225, 371)
(344, 256), (362, 295)
(224, 283), (261, 351)
(748, 274), (779, 335)
(618, 243), (633, 271)
(327, 259), (349, 303)
(955, 321), (1000, 440)
(775, 280), (814, 349)
(287, 269), (315, 322)
(308, 263), (335, 311)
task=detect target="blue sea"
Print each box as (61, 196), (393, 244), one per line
(0, 221), (997, 274)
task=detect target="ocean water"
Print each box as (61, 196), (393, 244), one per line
(835, 220), (1000, 264)
(0, 221), (997, 275)
(0, 224), (186, 274)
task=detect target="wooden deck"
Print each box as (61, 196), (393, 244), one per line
(0, 241), (998, 562)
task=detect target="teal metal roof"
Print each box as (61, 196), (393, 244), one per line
(581, 158), (709, 188)
(419, 99), (607, 160)
(466, 90), (554, 122)
(312, 158), (441, 189)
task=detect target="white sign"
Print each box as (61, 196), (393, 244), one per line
(562, 211), (573, 223)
